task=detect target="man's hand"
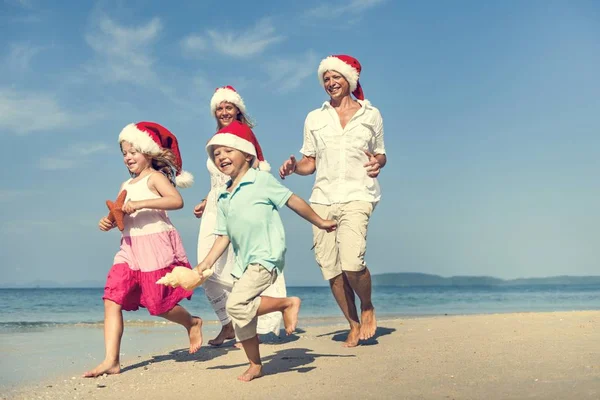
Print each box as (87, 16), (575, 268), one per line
(364, 151), (382, 178)
(193, 199), (207, 218)
(279, 155), (297, 179)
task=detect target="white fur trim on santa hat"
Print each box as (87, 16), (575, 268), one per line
(210, 88), (247, 115)
(206, 133), (257, 160)
(175, 170), (194, 188)
(118, 123), (161, 155)
(317, 56), (359, 92)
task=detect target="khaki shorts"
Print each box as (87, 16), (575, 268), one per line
(226, 263), (278, 341)
(311, 201), (374, 281)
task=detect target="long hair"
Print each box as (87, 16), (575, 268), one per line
(215, 102), (255, 130)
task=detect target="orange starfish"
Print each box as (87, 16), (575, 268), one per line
(106, 190), (128, 231)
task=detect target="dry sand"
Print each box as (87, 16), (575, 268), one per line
(5, 311), (599, 400)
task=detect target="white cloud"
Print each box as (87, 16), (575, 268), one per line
(38, 142), (110, 170)
(181, 34), (207, 55)
(85, 15), (162, 85)
(207, 18), (284, 58)
(305, 0), (386, 18)
(263, 51), (318, 93)
(0, 88), (76, 135)
(6, 42), (43, 71)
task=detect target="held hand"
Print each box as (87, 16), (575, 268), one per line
(193, 199), (207, 218)
(98, 217), (115, 231)
(318, 218), (337, 233)
(363, 151), (381, 178)
(279, 155), (297, 179)
(122, 200), (140, 215)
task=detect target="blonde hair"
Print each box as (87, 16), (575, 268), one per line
(121, 142), (178, 186)
(215, 102), (255, 130)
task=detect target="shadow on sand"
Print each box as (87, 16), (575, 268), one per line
(206, 347), (355, 376)
(316, 326), (396, 346)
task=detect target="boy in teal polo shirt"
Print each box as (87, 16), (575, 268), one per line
(194, 121), (336, 382)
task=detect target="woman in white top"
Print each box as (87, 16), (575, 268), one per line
(194, 86), (286, 346)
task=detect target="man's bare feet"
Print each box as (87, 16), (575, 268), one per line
(83, 360), (120, 378)
(208, 322), (235, 347)
(188, 317), (203, 353)
(343, 324), (361, 348)
(282, 297), (301, 335)
(359, 308), (377, 340)
(237, 364), (263, 382)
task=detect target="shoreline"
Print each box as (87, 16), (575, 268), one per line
(4, 310), (599, 400)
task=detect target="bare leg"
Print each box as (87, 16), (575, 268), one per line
(345, 268), (376, 340)
(238, 335), (263, 382)
(208, 321), (236, 347)
(160, 305), (203, 353)
(329, 274), (361, 347)
(83, 300), (123, 377)
(257, 296), (301, 335)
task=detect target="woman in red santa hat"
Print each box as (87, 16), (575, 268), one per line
(193, 86), (287, 347)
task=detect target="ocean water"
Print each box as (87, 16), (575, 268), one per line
(1, 284), (599, 389)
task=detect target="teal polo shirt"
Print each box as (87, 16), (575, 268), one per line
(215, 168), (293, 279)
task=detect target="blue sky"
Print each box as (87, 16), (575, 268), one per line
(1, 0), (599, 287)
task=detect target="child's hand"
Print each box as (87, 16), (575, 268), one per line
(122, 200), (141, 215)
(98, 217), (115, 231)
(318, 219), (337, 233)
(194, 261), (210, 274)
(193, 199), (207, 218)
(364, 151), (381, 178)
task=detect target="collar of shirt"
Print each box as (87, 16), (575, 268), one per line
(320, 98), (372, 111)
(218, 167), (257, 200)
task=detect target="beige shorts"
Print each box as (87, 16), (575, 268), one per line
(226, 263), (278, 341)
(311, 201), (374, 281)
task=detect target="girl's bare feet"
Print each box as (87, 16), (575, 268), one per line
(208, 322), (235, 346)
(238, 364), (263, 382)
(282, 297), (301, 335)
(83, 360), (120, 378)
(188, 317), (203, 353)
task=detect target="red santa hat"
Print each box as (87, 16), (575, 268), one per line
(317, 54), (364, 100)
(210, 85), (247, 116)
(205, 120), (270, 172)
(118, 121), (194, 188)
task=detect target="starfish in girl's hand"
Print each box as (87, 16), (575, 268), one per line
(106, 190), (127, 231)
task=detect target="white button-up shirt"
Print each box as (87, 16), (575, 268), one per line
(300, 99), (386, 205)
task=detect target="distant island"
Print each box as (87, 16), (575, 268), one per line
(371, 273), (600, 287)
(2, 273), (600, 288)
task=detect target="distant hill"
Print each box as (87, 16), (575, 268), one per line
(0, 279), (105, 289)
(371, 273), (600, 287)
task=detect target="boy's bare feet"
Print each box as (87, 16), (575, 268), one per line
(208, 322), (235, 346)
(188, 317), (203, 353)
(238, 364), (263, 382)
(282, 297), (301, 335)
(83, 360), (120, 378)
(359, 308), (377, 340)
(343, 324), (361, 348)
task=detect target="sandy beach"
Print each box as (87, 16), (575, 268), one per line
(5, 311), (599, 400)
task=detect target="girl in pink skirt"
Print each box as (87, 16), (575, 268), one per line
(84, 122), (201, 378)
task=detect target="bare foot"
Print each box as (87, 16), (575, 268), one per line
(83, 360), (120, 378)
(343, 324), (361, 348)
(188, 317), (203, 353)
(282, 297), (301, 335)
(208, 322), (235, 347)
(359, 308), (377, 340)
(237, 364), (263, 382)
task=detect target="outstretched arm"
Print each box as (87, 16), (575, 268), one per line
(286, 194), (336, 232)
(279, 155), (316, 179)
(194, 235), (231, 273)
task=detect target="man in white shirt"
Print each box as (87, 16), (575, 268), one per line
(279, 54), (386, 347)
